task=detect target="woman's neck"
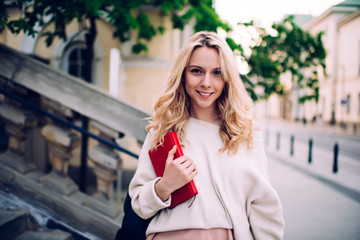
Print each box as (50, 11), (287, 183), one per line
(189, 107), (221, 125)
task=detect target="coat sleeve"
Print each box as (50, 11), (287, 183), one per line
(247, 131), (285, 240)
(129, 133), (171, 219)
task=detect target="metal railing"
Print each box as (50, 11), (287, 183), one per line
(0, 88), (139, 159)
(0, 43), (150, 239)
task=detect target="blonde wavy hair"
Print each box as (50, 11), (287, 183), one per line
(146, 31), (254, 154)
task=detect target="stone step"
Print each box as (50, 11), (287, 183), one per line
(0, 209), (72, 240)
(15, 231), (72, 240)
(0, 210), (28, 240)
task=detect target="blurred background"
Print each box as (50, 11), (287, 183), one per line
(0, 0), (359, 239)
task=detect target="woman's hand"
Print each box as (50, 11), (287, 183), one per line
(155, 145), (198, 202)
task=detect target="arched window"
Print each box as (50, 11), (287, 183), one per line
(62, 42), (90, 82)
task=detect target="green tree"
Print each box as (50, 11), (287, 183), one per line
(0, 0), (227, 56)
(0, 0), (227, 192)
(0, 2), (325, 103)
(234, 16), (326, 103)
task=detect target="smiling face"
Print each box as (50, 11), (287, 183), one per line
(185, 46), (225, 121)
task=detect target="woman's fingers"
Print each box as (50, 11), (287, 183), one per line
(173, 157), (197, 173)
(166, 145), (177, 163)
(162, 148), (198, 193)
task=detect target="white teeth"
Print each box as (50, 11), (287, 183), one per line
(199, 92), (211, 96)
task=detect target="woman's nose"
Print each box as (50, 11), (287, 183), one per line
(201, 73), (211, 87)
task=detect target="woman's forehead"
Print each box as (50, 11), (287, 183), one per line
(188, 47), (220, 68)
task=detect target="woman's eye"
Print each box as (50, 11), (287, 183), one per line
(191, 69), (202, 74)
(213, 70), (222, 76)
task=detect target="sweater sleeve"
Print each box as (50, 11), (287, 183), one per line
(129, 133), (171, 219)
(248, 184), (285, 239)
(247, 131), (285, 240)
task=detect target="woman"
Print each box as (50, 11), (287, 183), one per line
(129, 31), (284, 240)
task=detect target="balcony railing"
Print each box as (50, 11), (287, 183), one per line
(0, 43), (149, 239)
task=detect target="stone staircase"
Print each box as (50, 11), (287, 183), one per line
(0, 43), (149, 239)
(0, 209), (72, 240)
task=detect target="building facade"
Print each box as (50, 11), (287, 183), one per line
(296, 0), (360, 125)
(335, 8), (360, 124)
(255, 0), (360, 126)
(0, 5), (194, 112)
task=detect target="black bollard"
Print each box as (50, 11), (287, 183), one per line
(276, 132), (280, 150)
(290, 135), (294, 156)
(333, 143), (339, 173)
(308, 138), (313, 164)
(354, 124), (357, 135)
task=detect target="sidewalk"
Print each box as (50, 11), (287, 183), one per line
(261, 118), (360, 196)
(266, 144), (360, 202)
(262, 118), (360, 239)
(260, 118), (360, 140)
(267, 154), (360, 240)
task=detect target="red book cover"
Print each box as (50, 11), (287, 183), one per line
(148, 131), (198, 209)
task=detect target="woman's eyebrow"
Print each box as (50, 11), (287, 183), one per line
(188, 65), (221, 70)
(188, 65), (203, 69)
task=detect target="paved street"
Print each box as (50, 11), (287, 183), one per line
(261, 120), (360, 240)
(268, 156), (360, 240)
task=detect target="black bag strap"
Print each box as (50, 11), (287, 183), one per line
(115, 192), (153, 240)
(0, 116), (9, 153)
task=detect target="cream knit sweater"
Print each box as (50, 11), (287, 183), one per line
(129, 118), (285, 239)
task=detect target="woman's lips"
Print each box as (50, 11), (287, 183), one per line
(197, 90), (213, 97)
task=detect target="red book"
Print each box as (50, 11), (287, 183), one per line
(148, 131), (198, 209)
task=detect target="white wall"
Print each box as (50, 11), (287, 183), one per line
(337, 11), (360, 123)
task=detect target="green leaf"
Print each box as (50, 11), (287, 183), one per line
(132, 42), (148, 54)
